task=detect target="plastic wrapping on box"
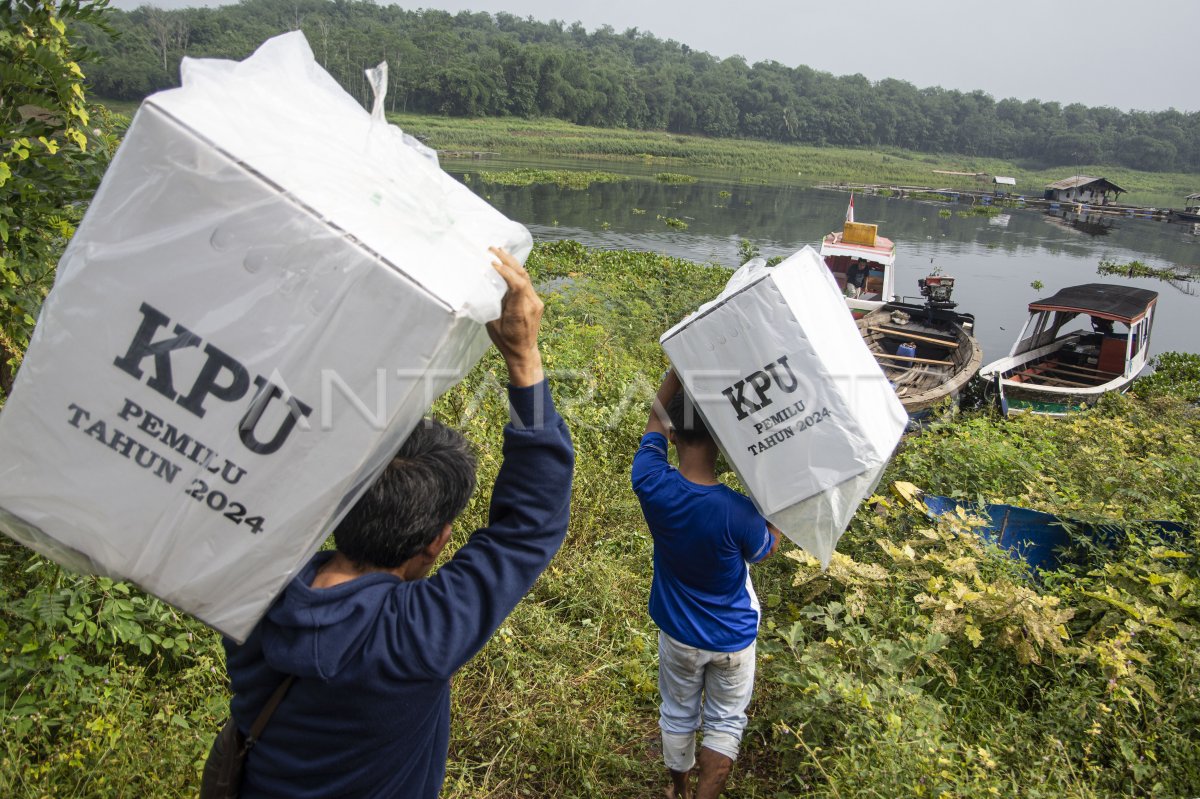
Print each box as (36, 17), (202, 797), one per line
(660, 247), (906, 565)
(0, 32), (531, 642)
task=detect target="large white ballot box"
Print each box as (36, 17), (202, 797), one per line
(0, 32), (531, 641)
(660, 248), (907, 565)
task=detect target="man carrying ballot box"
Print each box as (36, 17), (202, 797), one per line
(220, 247), (574, 798)
(632, 369), (780, 799)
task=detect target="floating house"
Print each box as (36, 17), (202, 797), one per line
(1044, 176), (1126, 206)
(993, 176), (1016, 195)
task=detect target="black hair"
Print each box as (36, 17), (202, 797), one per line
(666, 389), (712, 446)
(332, 419), (477, 569)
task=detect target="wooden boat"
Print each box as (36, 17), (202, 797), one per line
(979, 283), (1158, 416)
(820, 218), (896, 317)
(1171, 193), (1200, 222)
(857, 274), (982, 415)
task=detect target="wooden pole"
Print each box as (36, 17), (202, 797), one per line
(874, 352), (953, 366)
(867, 327), (959, 348)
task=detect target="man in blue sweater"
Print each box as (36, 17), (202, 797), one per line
(222, 247), (574, 798)
(632, 369), (779, 799)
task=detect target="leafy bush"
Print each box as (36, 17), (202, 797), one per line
(754, 388), (1199, 796)
(0, 1), (122, 400)
(0, 540), (225, 796)
(1133, 352), (1200, 402)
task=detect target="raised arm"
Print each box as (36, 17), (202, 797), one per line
(386, 247), (573, 679)
(645, 368), (681, 437)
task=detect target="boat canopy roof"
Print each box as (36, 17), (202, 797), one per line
(820, 231), (896, 266)
(1186, 193), (1200, 201)
(1028, 283), (1158, 323)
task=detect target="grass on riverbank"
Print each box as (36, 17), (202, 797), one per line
(390, 112), (1196, 208)
(92, 99), (1194, 207)
(3, 241), (1199, 797)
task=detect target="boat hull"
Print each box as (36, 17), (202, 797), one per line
(980, 337), (1140, 416)
(858, 304), (983, 415)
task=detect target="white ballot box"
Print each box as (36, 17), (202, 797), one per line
(660, 247), (907, 565)
(0, 32), (531, 642)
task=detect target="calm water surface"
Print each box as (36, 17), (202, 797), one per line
(447, 158), (1199, 363)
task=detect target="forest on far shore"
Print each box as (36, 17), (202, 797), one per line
(81, 0), (1199, 175)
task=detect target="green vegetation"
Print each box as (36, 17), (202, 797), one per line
(956, 205), (1003, 218)
(656, 215), (688, 230)
(4, 238), (1199, 796)
(477, 167), (627, 189)
(1097, 258), (1199, 283)
(770, 387), (1200, 797)
(1134, 352), (1200, 403)
(386, 115), (1195, 207)
(80, 0), (1199, 178)
(1, 0), (120, 397)
(654, 172), (697, 184)
(909, 191), (958, 202)
(4, 3), (1199, 796)
(737, 238), (761, 263)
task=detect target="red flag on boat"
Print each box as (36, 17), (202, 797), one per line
(846, 193), (855, 224)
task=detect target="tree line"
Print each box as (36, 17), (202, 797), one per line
(79, 0), (1199, 173)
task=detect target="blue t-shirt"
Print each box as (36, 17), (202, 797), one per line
(631, 432), (773, 652)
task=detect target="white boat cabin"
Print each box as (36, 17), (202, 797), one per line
(819, 221), (897, 316)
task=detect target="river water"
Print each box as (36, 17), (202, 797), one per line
(445, 158), (1199, 362)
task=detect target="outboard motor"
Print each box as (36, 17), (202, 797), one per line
(917, 274), (972, 329)
(918, 274), (957, 309)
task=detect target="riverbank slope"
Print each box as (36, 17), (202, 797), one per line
(3, 242), (1197, 797)
(391, 112), (1196, 209)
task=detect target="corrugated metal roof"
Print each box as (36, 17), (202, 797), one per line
(1045, 175), (1126, 193)
(994, 176), (1016, 185)
(1046, 175), (1097, 190)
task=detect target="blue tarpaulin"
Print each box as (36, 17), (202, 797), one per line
(920, 494), (1191, 572)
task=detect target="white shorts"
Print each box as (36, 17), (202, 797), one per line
(657, 631), (756, 771)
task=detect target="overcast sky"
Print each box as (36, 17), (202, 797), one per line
(110, 0), (1199, 113)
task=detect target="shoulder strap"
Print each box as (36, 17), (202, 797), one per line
(246, 675), (296, 748)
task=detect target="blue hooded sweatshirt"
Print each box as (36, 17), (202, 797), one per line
(223, 381), (573, 798)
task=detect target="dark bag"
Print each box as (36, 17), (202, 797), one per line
(200, 676), (295, 799)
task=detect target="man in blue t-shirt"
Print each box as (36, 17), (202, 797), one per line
(632, 369), (779, 799)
